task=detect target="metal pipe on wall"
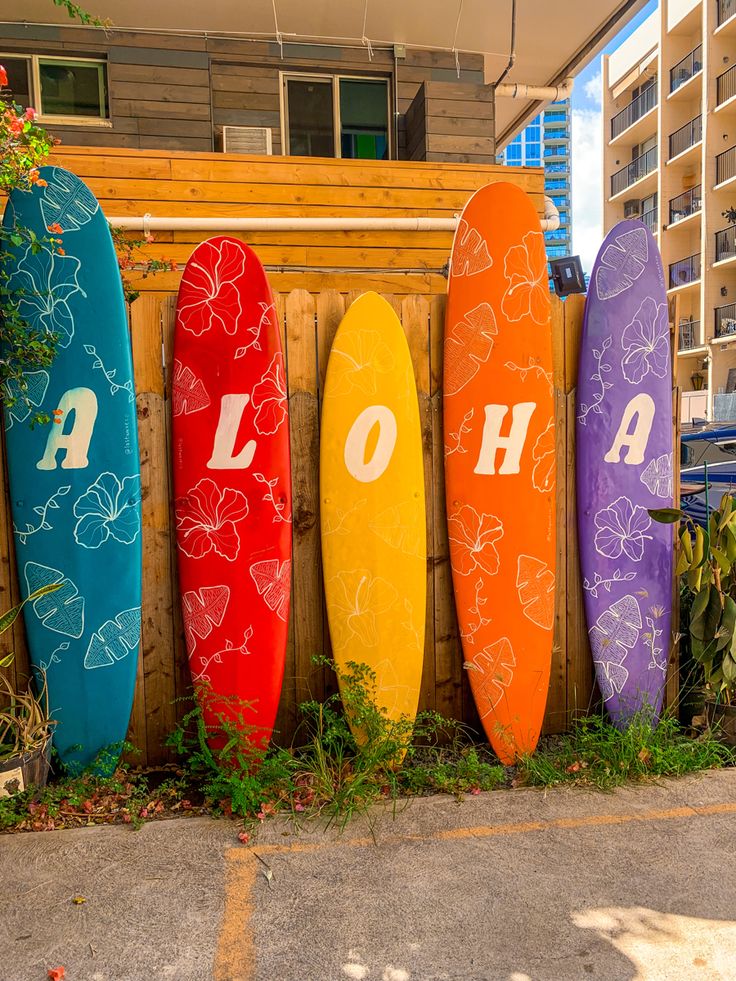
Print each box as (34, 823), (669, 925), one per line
(109, 196), (560, 233)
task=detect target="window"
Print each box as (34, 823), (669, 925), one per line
(0, 53), (108, 123)
(0, 56), (31, 106)
(283, 73), (389, 159)
(38, 58), (108, 119)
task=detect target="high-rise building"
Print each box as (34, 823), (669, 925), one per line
(602, 0), (736, 424)
(499, 100), (573, 261)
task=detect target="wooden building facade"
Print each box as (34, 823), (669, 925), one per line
(0, 23), (495, 162)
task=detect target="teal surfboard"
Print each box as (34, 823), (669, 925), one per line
(2, 166), (142, 771)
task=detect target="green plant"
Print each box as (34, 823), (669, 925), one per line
(0, 584), (61, 762)
(166, 686), (296, 819)
(651, 491), (736, 704)
(0, 72), (62, 426)
(517, 712), (733, 790)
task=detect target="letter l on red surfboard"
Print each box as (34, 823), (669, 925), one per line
(172, 236), (291, 747)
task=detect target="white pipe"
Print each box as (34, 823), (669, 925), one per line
(110, 198), (561, 235)
(496, 77), (574, 102)
(542, 195), (560, 232)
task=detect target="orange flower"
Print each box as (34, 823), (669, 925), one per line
(47, 223), (63, 234)
(37, 179), (48, 187)
(57, 247), (66, 256)
(48, 969), (65, 981)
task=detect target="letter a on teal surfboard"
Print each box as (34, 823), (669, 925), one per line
(2, 166), (142, 771)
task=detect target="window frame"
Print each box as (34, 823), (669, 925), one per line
(280, 70), (392, 160)
(0, 52), (110, 127)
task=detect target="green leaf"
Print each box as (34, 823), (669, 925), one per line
(691, 585), (722, 642)
(0, 583), (61, 636)
(716, 595), (736, 651)
(723, 653), (736, 684)
(712, 546), (732, 576)
(648, 508), (682, 524)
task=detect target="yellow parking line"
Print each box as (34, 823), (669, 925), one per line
(214, 798), (736, 979)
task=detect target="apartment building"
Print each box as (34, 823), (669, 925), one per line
(602, 0), (736, 423)
(500, 100), (573, 261)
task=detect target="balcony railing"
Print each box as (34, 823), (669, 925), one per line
(718, 0), (736, 27)
(545, 179), (567, 190)
(717, 145), (736, 185)
(718, 64), (736, 106)
(544, 112), (567, 123)
(716, 304), (736, 339)
(669, 253), (701, 289)
(610, 84), (657, 140)
(716, 224), (736, 263)
(545, 162), (568, 174)
(611, 146), (658, 197)
(668, 114), (702, 159)
(679, 321), (700, 350)
(641, 207), (658, 233)
(669, 185), (702, 224)
(670, 44), (702, 92)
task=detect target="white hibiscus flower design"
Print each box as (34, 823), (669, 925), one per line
(12, 245), (84, 348)
(73, 472), (141, 549)
(621, 297), (669, 385)
(593, 496), (652, 562)
(501, 231), (550, 325)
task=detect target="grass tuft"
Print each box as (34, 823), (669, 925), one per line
(517, 713), (734, 790)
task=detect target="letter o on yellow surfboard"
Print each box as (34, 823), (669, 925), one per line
(320, 292), (426, 735)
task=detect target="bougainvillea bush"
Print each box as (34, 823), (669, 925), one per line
(0, 65), (61, 426)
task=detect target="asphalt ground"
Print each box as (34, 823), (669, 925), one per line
(2, 769), (736, 981)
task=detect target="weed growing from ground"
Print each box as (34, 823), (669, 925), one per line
(517, 712), (734, 790)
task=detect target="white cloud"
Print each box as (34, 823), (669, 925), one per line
(572, 107), (603, 275)
(583, 71), (603, 107)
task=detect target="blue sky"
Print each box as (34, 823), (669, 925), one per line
(571, 0), (658, 272)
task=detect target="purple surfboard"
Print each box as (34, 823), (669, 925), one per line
(576, 220), (673, 724)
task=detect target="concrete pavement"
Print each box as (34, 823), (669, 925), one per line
(2, 770), (736, 981)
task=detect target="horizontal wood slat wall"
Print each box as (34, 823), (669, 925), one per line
(0, 289), (648, 766)
(51, 147), (543, 296)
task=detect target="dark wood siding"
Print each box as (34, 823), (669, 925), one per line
(0, 24), (490, 159)
(406, 81), (495, 163)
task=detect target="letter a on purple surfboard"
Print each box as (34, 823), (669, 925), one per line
(576, 220), (673, 723)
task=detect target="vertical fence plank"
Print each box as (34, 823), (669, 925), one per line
(545, 296), (568, 733)
(160, 294), (191, 726)
(281, 290), (322, 743)
(131, 294), (178, 764)
(0, 430), (26, 695)
(401, 294), (435, 714)
(315, 291), (346, 702)
(563, 298), (594, 722)
(429, 294), (464, 727)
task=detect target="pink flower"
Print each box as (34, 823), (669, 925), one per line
(175, 478), (249, 562)
(294, 803), (305, 812)
(23, 107), (36, 121)
(0, 66), (8, 88)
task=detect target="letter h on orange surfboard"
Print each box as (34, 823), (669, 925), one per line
(444, 182), (556, 764)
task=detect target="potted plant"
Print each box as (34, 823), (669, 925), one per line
(0, 585), (59, 797)
(651, 491), (736, 744)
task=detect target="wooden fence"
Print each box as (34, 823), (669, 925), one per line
(3, 288), (677, 767)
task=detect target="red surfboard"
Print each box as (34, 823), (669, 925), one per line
(172, 236), (291, 748)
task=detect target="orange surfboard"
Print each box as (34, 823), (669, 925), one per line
(444, 181), (555, 763)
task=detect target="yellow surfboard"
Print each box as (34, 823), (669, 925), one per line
(320, 292), (426, 734)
